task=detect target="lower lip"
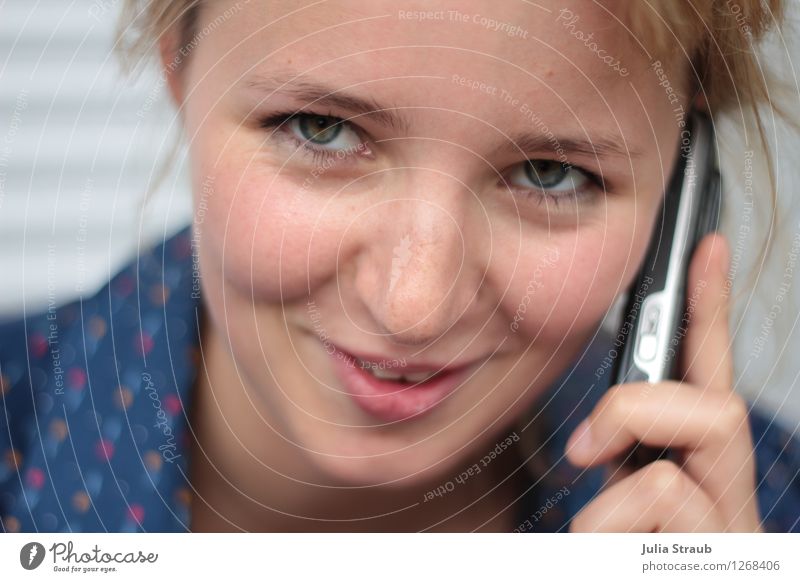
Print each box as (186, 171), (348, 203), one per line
(328, 345), (472, 422)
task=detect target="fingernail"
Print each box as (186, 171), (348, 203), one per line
(565, 418), (593, 459)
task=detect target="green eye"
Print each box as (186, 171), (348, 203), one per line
(524, 160), (571, 189)
(297, 115), (343, 144)
(505, 158), (599, 211)
(512, 159), (591, 193)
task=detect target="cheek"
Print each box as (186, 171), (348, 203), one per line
(192, 158), (353, 301)
(500, 219), (650, 339)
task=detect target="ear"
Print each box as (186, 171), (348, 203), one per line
(158, 28), (186, 108)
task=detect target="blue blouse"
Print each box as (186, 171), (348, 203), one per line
(1, 225), (798, 532)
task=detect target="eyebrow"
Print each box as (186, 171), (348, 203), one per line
(499, 132), (642, 161)
(242, 72), (642, 161)
(242, 72), (410, 133)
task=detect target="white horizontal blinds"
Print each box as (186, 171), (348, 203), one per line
(0, 0), (191, 318)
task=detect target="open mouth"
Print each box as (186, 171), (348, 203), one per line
(353, 358), (444, 384)
(327, 344), (475, 422)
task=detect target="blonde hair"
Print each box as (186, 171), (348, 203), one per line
(625, 0), (795, 300)
(115, 1), (789, 113)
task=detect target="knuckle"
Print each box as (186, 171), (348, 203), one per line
(723, 394), (748, 426)
(640, 460), (685, 506)
(601, 384), (635, 420)
(710, 395), (749, 439)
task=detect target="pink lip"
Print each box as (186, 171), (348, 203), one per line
(327, 344), (476, 422)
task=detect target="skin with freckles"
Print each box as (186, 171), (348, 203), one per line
(158, 0), (759, 531)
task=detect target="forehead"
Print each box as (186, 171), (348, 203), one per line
(194, 0), (682, 138)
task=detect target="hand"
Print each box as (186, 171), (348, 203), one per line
(564, 233), (762, 532)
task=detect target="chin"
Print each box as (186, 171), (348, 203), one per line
(299, 429), (465, 489)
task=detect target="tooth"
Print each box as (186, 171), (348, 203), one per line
(357, 358), (441, 383)
(370, 367), (406, 380)
(402, 371), (438, 383)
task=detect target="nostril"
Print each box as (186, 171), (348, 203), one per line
(368, 300), (448, 346)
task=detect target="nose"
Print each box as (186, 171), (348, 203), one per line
(353, 171), (486, 346)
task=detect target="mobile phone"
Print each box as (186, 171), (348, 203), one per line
(609, 108), (722, 468)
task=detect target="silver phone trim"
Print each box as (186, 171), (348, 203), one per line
(631, 113), (714, 382)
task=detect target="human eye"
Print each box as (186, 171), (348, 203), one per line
(258, 111), (371, 165)
(504, 159), (607, 210)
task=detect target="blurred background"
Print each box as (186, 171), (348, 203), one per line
(0, 0), (192, 317)
(1, 0), (800, 430)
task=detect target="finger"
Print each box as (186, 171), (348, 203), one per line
(565, 381), (760, 530)
(569, 460), (726, 532)
(565, 382), (747, 464)
(681, 232), (733, 392)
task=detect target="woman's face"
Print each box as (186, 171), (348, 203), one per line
(172, 0), (689, 485)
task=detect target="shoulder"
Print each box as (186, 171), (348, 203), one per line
(0, 224), (196, 395)
(0, 224), (195, 339)
(0, 224), (198, 532)
(748, 406), (800, 532)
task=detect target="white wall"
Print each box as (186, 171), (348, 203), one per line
(1, 0), (800, 431)
(0, 0), (192, 319)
